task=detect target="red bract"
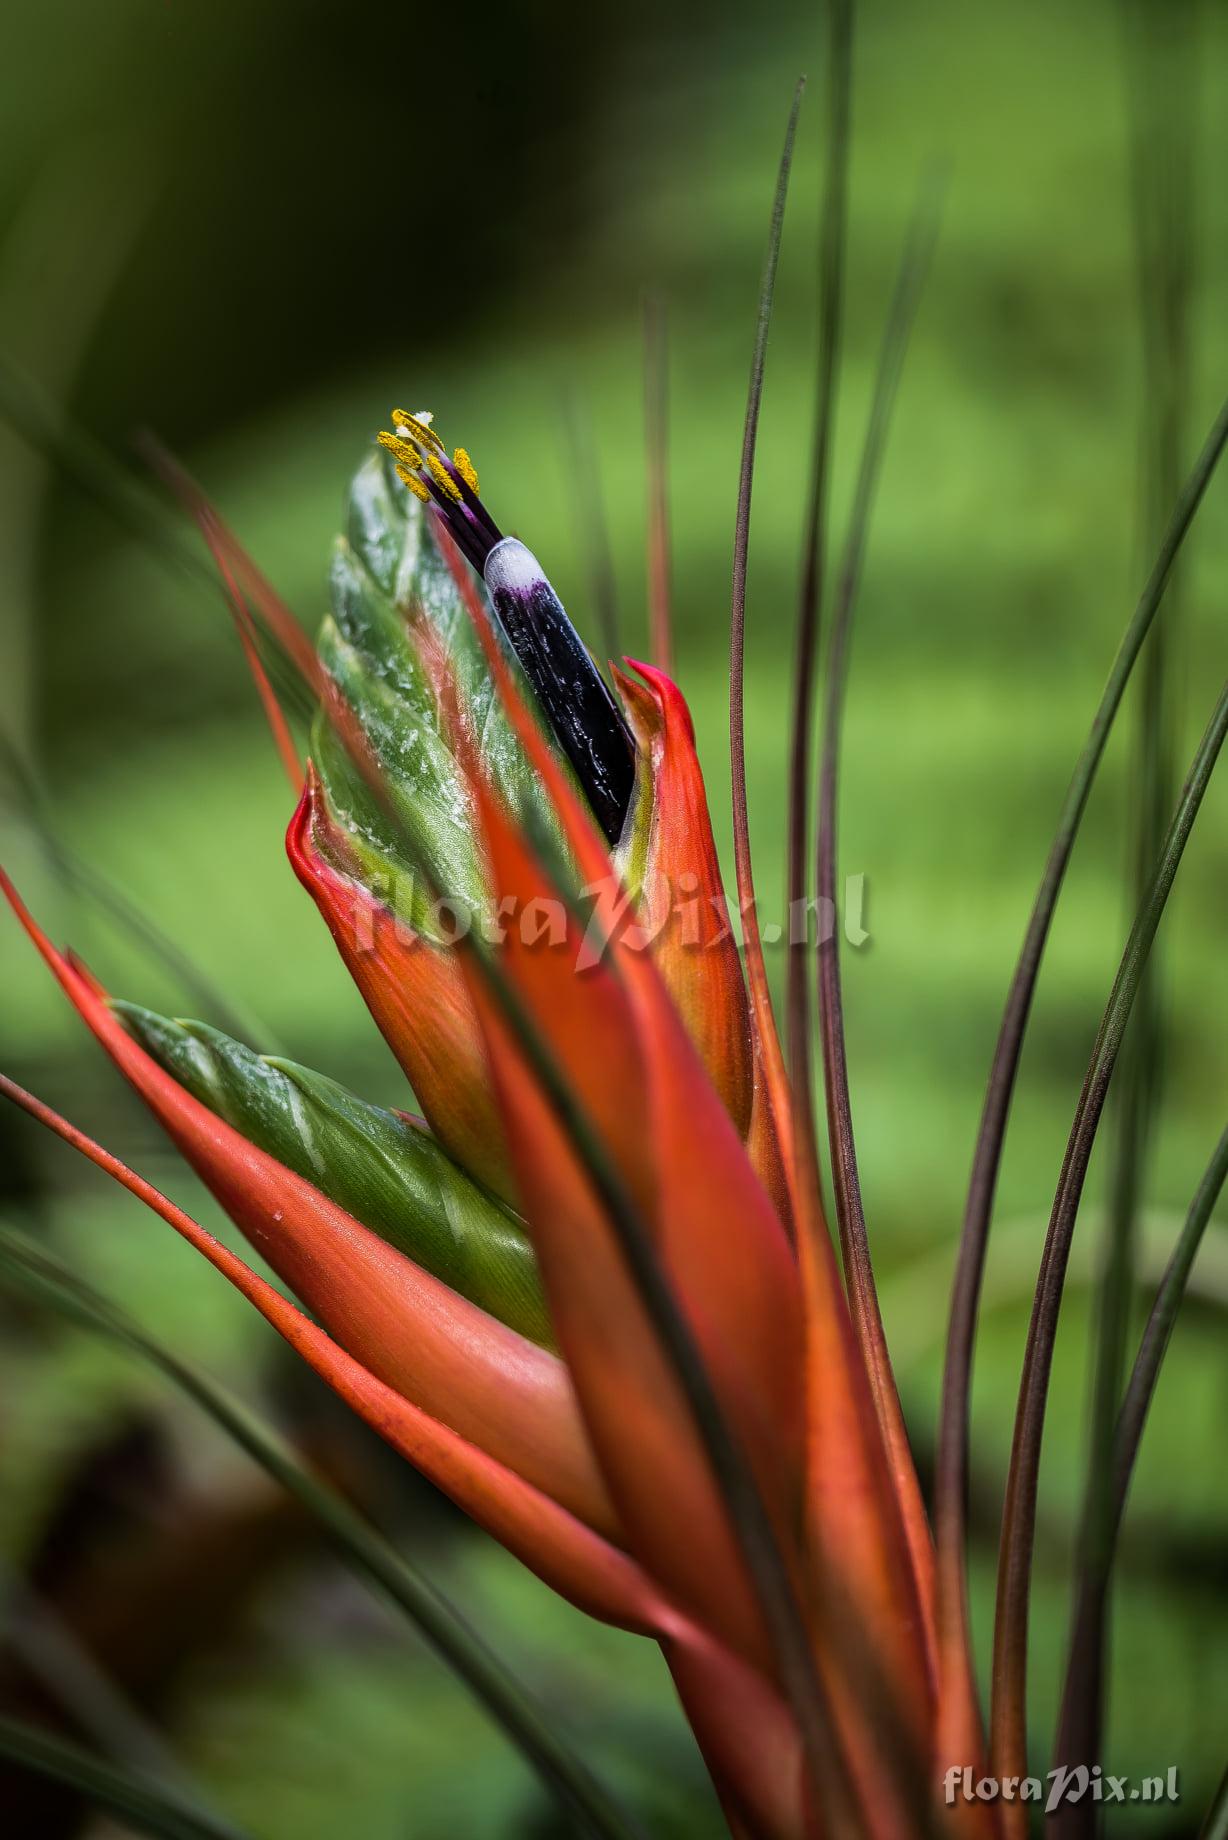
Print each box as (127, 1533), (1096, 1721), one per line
(1, 415), (986, 1838)
(287, 768), (515, 1202)
(0, 869), (614, 1538)
(616, 659), (755, 1136)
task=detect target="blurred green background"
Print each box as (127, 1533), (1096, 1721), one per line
(1, 0), (1226, 1833)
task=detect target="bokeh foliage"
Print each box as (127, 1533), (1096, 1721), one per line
(2, 0), (1227, 1831)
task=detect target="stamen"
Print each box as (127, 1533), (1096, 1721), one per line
(391, 408), (446, 454)
(380, 413), (484, 528)
(395, 464), (431, 503)
(452, 448), (479, 494)
(424, 449), (463, 505)
(377, 400), (633, 841)
(376, 431), (421, 468)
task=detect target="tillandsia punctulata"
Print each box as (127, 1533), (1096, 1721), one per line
(376, 409), (637, 849)
(5, 13), (1227, 1824)
(3, 411), (957, 1836)
(9, 196), (1221, 1837)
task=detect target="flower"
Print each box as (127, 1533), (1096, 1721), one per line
(377, 407), (635, 845)
(2, 413), (981, 1839)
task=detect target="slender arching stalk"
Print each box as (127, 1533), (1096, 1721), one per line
(0, 1716), (251, 1840)
(643, 291), (674, 676)
(1203, 1765), (1228, 1840)
(1060, 8), (1198, 1803)
(1053, 1118), (1228, 1807)
(728, 78), (808, 1218)
(0, 1189), (647, 1840)
(561, 388), (621, 665)
(812, 187), (941, 1664)
(933, 385), (1228, 1761)
(785, 0), (852, 1208)
(990, 679), (1228, 1809)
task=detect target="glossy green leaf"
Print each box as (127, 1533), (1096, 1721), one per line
(311, 449), (572, 939)
(112, 1002), (553, 1348)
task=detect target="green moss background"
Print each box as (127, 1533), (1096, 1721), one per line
(1, 0), (1226, 1832)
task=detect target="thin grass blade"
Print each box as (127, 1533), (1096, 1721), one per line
(205, 528), (304, 789)
(1201, 1760), (1228, 1840)
(1112, 1121), (1228, 1525)
(722, 74), (940, 1818)
(0, 1221), (646, 1840)
(703, 89), (849, 1752)
(813, 187), (941, 1671)
(0, 1715), (250, 1840)
(785, 0), (853, 1210)
(560, 389), (620, 663)
(0, 356), (206, 584)
(934, 384), (1228, 1763)
(990, 678), (1228, 1808)
(1054, 1117), (1228, 1807)
(0, 733), (275, 1049)
(728, 77), (807, 1218)
(643, 292), (674, 675)
(137, 431), (321, 696)
(0, 1557), (219, 1818)
(0, 358), (313, 721)
(1055, 1), (1198, 1804)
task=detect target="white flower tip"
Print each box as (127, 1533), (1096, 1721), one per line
(483, 537), (544, 596)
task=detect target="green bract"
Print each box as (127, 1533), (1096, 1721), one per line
(311, 449), (576, 941)
(113, 1002), (553, 1349)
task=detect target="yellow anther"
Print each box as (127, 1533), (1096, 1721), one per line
(390, 408), (445, 455)
(395, 463), (431, 503)
(377, 430), (421, 468)
(384, 409), (482, 505)
(425, 449), (462, 504)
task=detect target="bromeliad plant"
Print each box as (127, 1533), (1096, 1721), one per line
(3, 44), (1228, 1840)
